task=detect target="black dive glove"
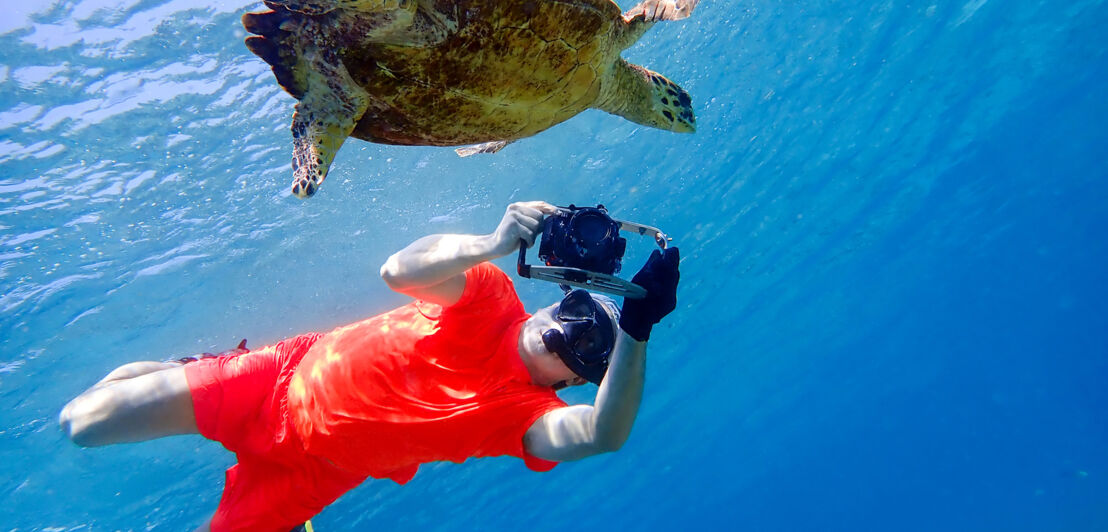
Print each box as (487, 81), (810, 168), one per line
(619, 247), (680, 342)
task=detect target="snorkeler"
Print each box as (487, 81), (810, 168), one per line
(59, 201), (680, 531)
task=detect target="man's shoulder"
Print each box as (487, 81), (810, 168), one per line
(456, 262), (520, 308)
(468, 261), (508, 280)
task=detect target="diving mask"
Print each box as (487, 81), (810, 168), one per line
(541, 289), (617, 385)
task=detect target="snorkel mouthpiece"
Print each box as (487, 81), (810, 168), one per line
(541, 329), (570, 358)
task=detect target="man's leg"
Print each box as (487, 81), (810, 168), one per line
(59, 361), (198, 447)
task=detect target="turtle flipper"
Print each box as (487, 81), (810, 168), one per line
(243, 8), (369, 198)
(289, 58), (369, 198)
(454, 140), (513, 157)
(616, 0), (699, 50)
(623, 0), (699, 22)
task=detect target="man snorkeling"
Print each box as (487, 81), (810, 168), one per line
(59, 201), (680, 531)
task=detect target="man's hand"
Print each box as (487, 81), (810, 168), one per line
(381, 201), (554, 306)
(487, 201), (557, 258)
(619, 247), (680, 342)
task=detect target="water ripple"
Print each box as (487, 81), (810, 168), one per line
(135, 254), (208, 278)
(2, 228), (57, 247)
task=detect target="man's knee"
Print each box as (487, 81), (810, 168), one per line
(59, 390), (117, 447)
(59, 365), (198, 446)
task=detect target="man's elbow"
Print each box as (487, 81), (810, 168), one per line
(379, 257), (406, 290)
(593, 431), (630, 454)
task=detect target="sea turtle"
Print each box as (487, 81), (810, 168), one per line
(242, 0), (699, 198)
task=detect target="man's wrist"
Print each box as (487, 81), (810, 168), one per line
(617, 328), (649, 345)
(474, 233), (507, 261)
(618, 314), (652, 342)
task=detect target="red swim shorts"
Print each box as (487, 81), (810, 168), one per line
(185, 333), (365, 532)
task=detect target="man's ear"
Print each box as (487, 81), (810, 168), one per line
(571, 377), (587, 387)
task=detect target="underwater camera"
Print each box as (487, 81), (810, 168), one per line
(517, 204), (669, 299)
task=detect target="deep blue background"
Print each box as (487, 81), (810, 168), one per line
(0, 0), (1105, 529)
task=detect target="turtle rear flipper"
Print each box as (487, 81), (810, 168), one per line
(243, 7), (377, 197)
(243, 0), (427, 98)
(623, 0), (699, 23)
(616, 0), (700, 50)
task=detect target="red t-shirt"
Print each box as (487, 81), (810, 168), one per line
(287, 263), (567, 484)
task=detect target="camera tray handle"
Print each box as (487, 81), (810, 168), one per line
(517, 240), (649, 299)
(614, 220), (670, 250)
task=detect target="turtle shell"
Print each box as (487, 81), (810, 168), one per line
(337, 0), (625, 146)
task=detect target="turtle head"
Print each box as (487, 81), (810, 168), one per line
(645, 71), (696, 133)
(597, 61), (696, 134)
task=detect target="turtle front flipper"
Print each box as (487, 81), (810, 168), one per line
(604, 0), (699, 132)
(243, 9), (369, 198)
(290, 80), (367, 198)
(253, 34), (369, 198)
(288, 49), (370, 198)
(623, 0), (699, 22)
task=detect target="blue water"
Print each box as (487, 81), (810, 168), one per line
(2, 0), (1106, 529)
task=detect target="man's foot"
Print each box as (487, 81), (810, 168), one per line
(173, 339), (249, 364)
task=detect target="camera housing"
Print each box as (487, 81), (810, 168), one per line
(537, 205), (627, 276)
(517, 204), (669, 299)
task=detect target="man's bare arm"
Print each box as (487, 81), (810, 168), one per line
(380, 201), (555, 306)
(524, 246), (680, 462)
(524, 333), (646, 461)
